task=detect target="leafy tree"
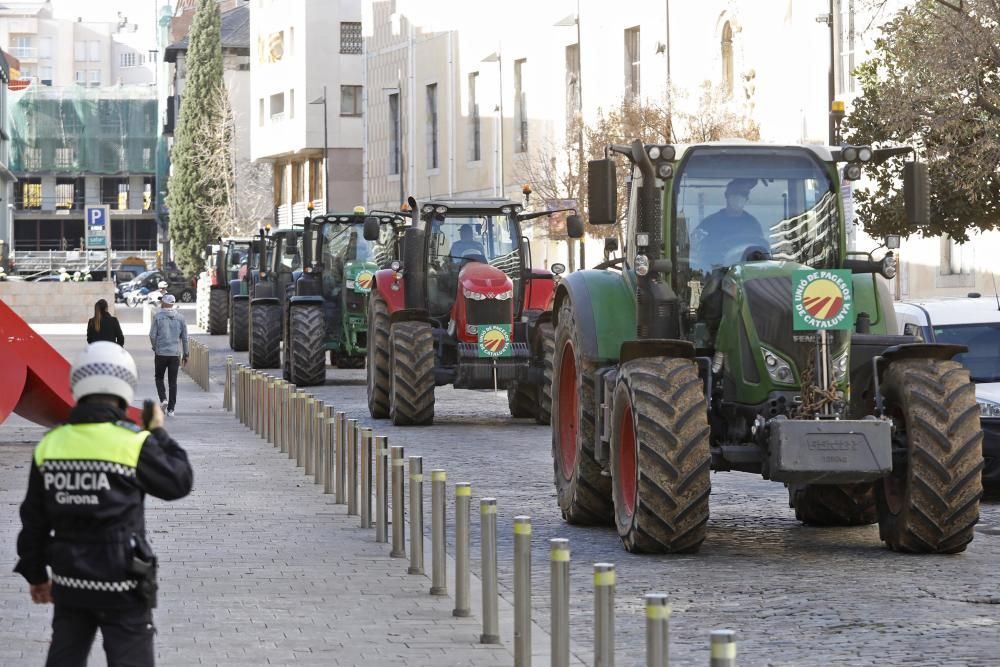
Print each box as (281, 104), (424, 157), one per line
(843, 0), (1000, 241)
(166, 0), (225, 275)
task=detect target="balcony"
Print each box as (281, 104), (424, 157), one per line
(8, 46), (37, 60)
(13, 195), (154, 213)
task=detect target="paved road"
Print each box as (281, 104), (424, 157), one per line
(202, 332), (1000, 667)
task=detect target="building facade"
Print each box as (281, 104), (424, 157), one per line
(249, 0), (363, 226)
(0, 49), (15, 267)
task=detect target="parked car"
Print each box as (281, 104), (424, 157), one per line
(118, 269), (195, 304)
(894, 295), (1000, 487)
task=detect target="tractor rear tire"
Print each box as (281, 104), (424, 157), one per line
(229, 298), (249, 352)
(789, 483), (877, 526)
(876, 359), (983, 553)
(535, 321), (555, 425)
(249, 303), (282, 369)
(507, 382), (535, 418)
(367, 292), (391, 418)
(389, 321), (435, 426)
(289, 305), (326, 386)
(282, 337), (292, 382)
(610, 357), (711, 553)
(208, 289), (228, 335)
(551, 299), (612, 525)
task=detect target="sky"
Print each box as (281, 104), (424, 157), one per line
(48, 0), (174, 26)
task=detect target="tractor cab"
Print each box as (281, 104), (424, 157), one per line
(266, 227), (303, 306)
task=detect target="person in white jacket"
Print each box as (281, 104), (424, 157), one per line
(148, 294), (189, 416)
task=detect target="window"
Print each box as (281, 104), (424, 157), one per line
(55, 181), (75, 209)
(309, 157), (324, 202)
(388, 92), (400, 175)
(426, 83), (438, 169)
(514, 59), (527, 153)
(943, 235), (974, 275)
(40, 66), (53, 83)
(40, 37), (52, 59)
(468, 72), (481, 162)
(266, 31), (284, 63)
(624, 27), (640, 100)
(75, 70), (85, 85)
(74, 41), (86, 61)
(340, 22), (362, 54)
(90, 70), (101, 87)
(565, 44), (580, 120)
(721, 22), (734, 96)
(292, 161), (305, 203)
(836, 0), (856, 94)
(21, 180), (42, 209)
(258, 98), (265, 126)
(289, 88), (295, 119)
(11, 36), (34, 58)
(142, 147), (153, 170)
(288, 27), (294, 57)
(88, 40), (100, 62)
(55, 147), (75, 168)
(275, 164), (288, 206)
(120, 52), (138, 67)
(270, 92), (285, 119)
(340, 85), (362, 116)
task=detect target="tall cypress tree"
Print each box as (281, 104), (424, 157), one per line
(166, 0), (225, 276)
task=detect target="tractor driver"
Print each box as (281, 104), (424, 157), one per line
(690, 178), (770, 271)
(449, 224), (486, 264)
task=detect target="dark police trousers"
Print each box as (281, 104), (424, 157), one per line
(46, 603), (155, 667)
(153, 355), (180, 411)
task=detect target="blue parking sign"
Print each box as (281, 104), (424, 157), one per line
(85, 205), (110, 249)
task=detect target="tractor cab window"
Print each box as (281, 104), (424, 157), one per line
(277, 237), (300, 273)
(674, 148), (837, 283)
(320, 223), (378, 296)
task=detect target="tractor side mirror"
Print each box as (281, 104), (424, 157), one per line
(604, 237), (619, 255)
(550, 262), (566, 276)
(885, 234), (900, 250)
(363, 216), (381, 241)
(587, 159), (617, 225)
(903, 161), (930, 227)
(566, 214), (585, 239)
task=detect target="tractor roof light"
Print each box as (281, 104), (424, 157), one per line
(844, 164), (862, 181)
(881, 252), (897, 279)
(501, 206), (511, 213)
(842, 146), (858, 162)
(657, 163), (673, 179)
(857, 146), (873, 162)
(648, 146), (661, 160)
(421, 205), (434, 214)
(435, 205), (448, 214)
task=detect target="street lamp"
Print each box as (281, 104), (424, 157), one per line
(309, 86), (330, 213)
(482, 51), (504, 197)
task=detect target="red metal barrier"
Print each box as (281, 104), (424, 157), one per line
(0, 299), (142, 427)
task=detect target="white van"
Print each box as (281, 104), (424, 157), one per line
(894, 295), (1000, 486)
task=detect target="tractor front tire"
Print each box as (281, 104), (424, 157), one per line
(208, 289), (228, 335)
(389, 321), (435, 426)
(249, 303), (282, 369)
(876, 358), (983, 553)
(610, 357), (711, 553)
(789, 483), (877, 526)
(229, 298), (249, 352)
(534, 321), (555, 425)
(507, 382), (536, 419)
(367, 292), (391, 418)
(289, 305), (326, 386)
(551, 299), (612, 525)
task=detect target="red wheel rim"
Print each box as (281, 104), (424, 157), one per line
(558, 342), (578, 479)
(619, 402), (637, 517)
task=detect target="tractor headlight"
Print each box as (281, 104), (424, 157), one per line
(880, 253), (897, 279)
(842, 146), (858, 162)
(463, 288), (487, 301)
(857, 146), (873, 162)
(493, 289), (513, 301)
(635, 254), (650, 276)
(422, 205), (435, 213)
(465, 324), (478, 335)
(833, 350), (849, 383)
(761, 346), (794, 384)
(979, 399), (1000, 418)
(657, 163), (673, 179)
(844, 164), (862, 181)
(647, 146), (661, 160)
(390, 260), (402, 271)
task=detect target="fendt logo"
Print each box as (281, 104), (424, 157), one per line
(792, 269), (854, 331)
(354, 270), (374, 293)
(477, 324), (512, 358)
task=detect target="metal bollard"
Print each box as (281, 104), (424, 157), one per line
(277, 382), (288, 453)
(408, 456), (424, 575)
(304, 399), (316, 474)
(235, 367), (243, 423)
(360, 428), (372, 527)
(390, 446), (406, 558)
(267, 380), (277, 444)
(513, 515), (531, 666)
(374, 435), (388, 542)
(224, 356), (233, 411)
(313, 401), (325, 485)
(323, 406), (335, 494)
(594, 563), (616, 667)
(550, 539), (571, 667)
(480, 497), (499, 644)
(645, 593), (671, 667)
(255, 373), (264, 437)
(430, 470), (447, 596)
(709, 630), (736, 667)
(279, 384), (290, 454)
(346, 419), (358, 515)
(453, 483), (471, 617)
(246, 372), (255, 431)
(289, 393), (301, 462)
(334, 412), (346, 504)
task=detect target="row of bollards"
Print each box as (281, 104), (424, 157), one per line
(228, 362), (738, 666)
(184, 340), (210, 391)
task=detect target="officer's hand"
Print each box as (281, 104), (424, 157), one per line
(148, 402), (165, 430)
(182, 357), (188, 367)
(29, 581), (52, 604)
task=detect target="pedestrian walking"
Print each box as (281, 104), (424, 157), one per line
(14, 341), (193, 667)
(149, 293), (189, 417)
(86, 298), (125, 346)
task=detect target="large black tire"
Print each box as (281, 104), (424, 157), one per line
(229, 298), (249, 352)
(507, 382), (535, 418)
(876, 359), (983, 553)
(535, 321), (555, 425)
(208, 289), (228, 335)
(388, 321), (435, 426)
(789, 483), (877, 526)
(551, 299), (612, 524)
(289, 305), (326, 386)
(249, 303), (282, 369)
(610, 357), (711, 553)
(367, 292), (391, 418)
(282, 336), (292, 382)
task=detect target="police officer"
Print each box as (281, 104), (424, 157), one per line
(14, 341), (194, 666)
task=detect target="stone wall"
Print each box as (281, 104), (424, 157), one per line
(0, 282), (116, 323)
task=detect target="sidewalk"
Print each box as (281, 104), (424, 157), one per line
(0, 334), (515, 666)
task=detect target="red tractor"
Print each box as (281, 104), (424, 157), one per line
(364, 196), (577, 425)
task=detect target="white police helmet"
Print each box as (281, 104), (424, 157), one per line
(70, 341), (138, 405)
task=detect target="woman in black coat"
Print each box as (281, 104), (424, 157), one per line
(86, 299), (125, 346)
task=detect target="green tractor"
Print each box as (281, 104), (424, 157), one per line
(552, 140), (983, 554)
(282, 208), (405, 386)
(248, 227), (302, 369)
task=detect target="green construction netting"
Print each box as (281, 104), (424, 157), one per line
(8, 83), (157, 175)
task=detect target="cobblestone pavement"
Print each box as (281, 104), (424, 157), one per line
(200, 333), (1000, 667)
(0, 334), (522, 666)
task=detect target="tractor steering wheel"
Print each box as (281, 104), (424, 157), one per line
(592, 256), (624, 271)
